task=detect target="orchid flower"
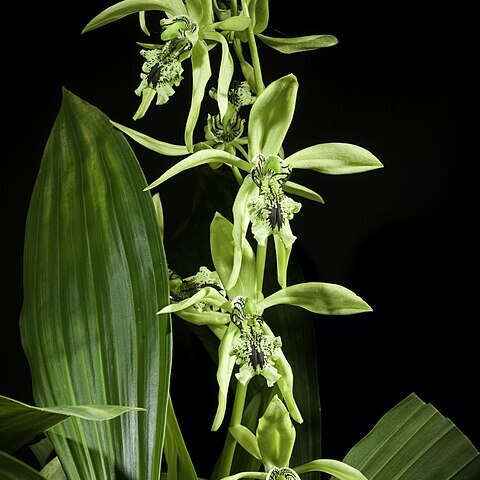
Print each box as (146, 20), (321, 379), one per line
(223, 395), (368, 480)
(83, 0), (252, 151)
(145, 74), (383, 288)
(158, 213), (372, 431)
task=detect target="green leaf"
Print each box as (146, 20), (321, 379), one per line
(296, 459), (367, 479)
(211, 15), (251, 31)
(332, 393), (480, 480)
(287, 143), (383, 174)
(164, 395), (198, 480)
(111, 121), (189, 156)
(212, 323), (238, 431)
(146, 150), (250, 190)
(229, 425), (262, 460)
(258, 282), (372, 315)
(210, 212), (257, 300)
(257, 33), (338, 53)
(203, 31), (234, 120)
(283, 180), (325, 204)
(20, 89), (171, 480)
(83, 0), (187, 33)
(185, 40), (212, 151)
(30, 438), (54, 468)
(40, 457), (67, 480)
(248, 74), (298, 156)
(0, 395), (143, 454)
(0, 450), (47, 480)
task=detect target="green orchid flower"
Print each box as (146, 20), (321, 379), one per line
(145, 74), (383, 288)
(158, 213), (372, 431)
(83, 0), (252, 150)
(223, 395), (368, 480)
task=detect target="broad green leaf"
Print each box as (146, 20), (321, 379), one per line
(287, 143), (383, 174)
(228, 177), (258, 291)
(211, 15), (251, 31)
(249, 74), (298, 156)
(40, 457), (67, 480)
(210, 212), (257, 300)
(185, 40), (212, 151)
(332, 393), (480, 480)
(283, 180), (325, 204)
(204, 31), (234, 120)
(0, 450), (47, 480)
(30, 438), (54, 468)
(83, 0), (187, 33)
(229, 425), (261, 460)
(112, 121), (189, 156)
(257, 33), (338, 53)
(0, 395), (143, 454)
(256, 395), (296, 470)
(147, 150), (250, 190)
(296, 459), (366, 479)
(212, 322), (238, 431)
(164, 396), (198, 480)
(258, 282), (372, 315)
(159, 287), (231, 313)
(20, 90), (171, 480)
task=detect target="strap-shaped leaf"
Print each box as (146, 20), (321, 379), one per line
(331, 393), (480, 480)
(112, 122), (189, 156)
(249, 74), (298, 156)
(0, 395), (143, 454)
(83, 0), (187, 33)
(20, 90), (171, 480)
(287, 143), (383, 174)
(0, 450), (47, 480)
(164, 396), (198, 480)
(257, 33), (338, 53)
(258, 282), (372, 315)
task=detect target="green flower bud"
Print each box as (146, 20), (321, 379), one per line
(257, 395), (296, 471)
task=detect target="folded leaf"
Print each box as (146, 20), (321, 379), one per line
(20, 90), (171, 480)
(30, 438), (54, 468)
(112, 121), (188, 156)
(0, 450), (47, 480)
(164, 396), (198, 480)
(249, 74), (298, 156)
(0, 395), (143, 454)
(258, 282), (372, 315)
(40, 457), (67, 480)
(332, 393), (480, 480)
(83, 0), (187, 33)
(287, 143), (383, 174)
(257, 33), (338, 53)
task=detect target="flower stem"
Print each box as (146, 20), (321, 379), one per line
(215, 382), (248, 478)
(256, 241), (267, 297)
(232, 165), (244, 186)
(243, 0), (265, 94)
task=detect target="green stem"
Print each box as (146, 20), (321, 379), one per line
(215, 382), (248, 478)
(232, 165), (244, 186)
(243, 0), (265, 93)
(256, 241), (267, 297)
(231, 0), (238, 16)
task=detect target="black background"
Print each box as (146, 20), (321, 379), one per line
(2, 1), (478, 476)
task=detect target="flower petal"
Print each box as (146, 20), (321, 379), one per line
(294, 459), (367, 480)
(257, 33), (338, 53)
(158, 287), (231, 314)
(248, 74), (298, 156)
(286, 143), (383, 174)
(229, 424), (262, 460)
